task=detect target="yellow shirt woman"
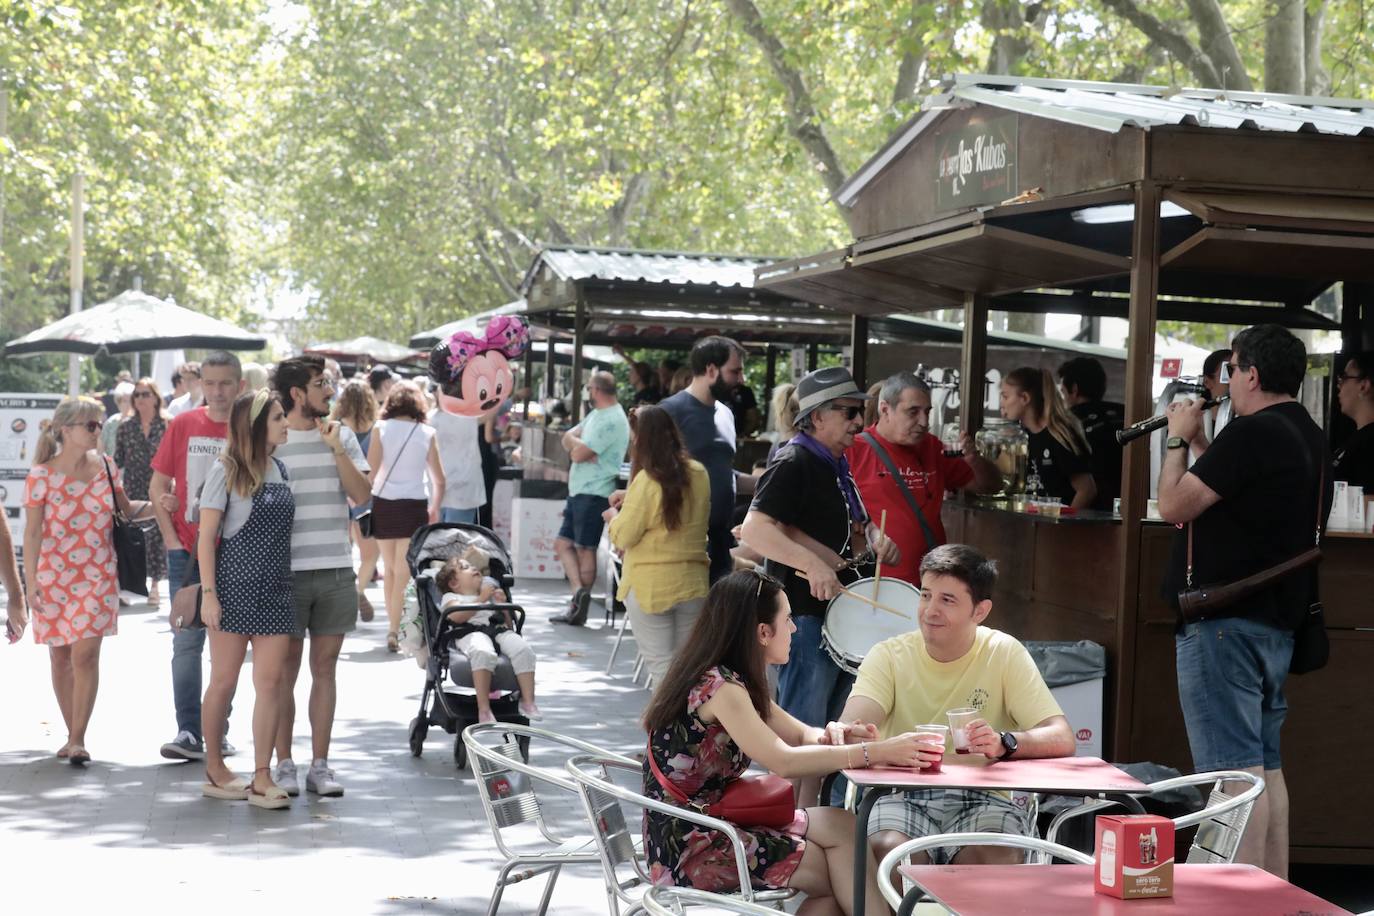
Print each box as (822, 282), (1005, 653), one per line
(609, 458), (710, 613)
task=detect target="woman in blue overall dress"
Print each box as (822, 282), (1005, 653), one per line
(196, 389), (298, 809)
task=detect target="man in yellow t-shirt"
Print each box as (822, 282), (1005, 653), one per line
(840, 543), (1075, 870)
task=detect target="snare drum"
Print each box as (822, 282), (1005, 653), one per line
(820, 576), (919, 676)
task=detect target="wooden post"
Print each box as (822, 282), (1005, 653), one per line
(850, 314), (869, 388)
(522, 345), (534, 421)
(570, 291), (587, 419)
(69, 171), (84, 396)
(543, 335), (556, 402)
(806, 342), (819, 372)
(763, 345), (777, 427)
(959, 294), (989, 435)
(1113, 178), (1162, 762)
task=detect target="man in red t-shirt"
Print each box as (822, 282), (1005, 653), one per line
(847, 372), (1001, 584)
(149, 351), (244, 761)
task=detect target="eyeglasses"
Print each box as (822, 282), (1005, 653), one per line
(829, 404), (864, 420)
(1337, 372), (1366, 386)
(68, 420), (102, 434)
(309, 378), (334, 390)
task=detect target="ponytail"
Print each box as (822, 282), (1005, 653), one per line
(33, 420), (60, 466)
(1005, 367), (1091, 457)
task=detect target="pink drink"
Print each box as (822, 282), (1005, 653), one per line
(916, 724), (948, 773)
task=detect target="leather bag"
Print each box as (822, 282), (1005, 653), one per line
(103, 457), (148, 596)
(647, 745), (794, 829)
(170, 553), (205, 631)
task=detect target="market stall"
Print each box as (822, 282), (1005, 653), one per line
(757, 74), (1374, 864)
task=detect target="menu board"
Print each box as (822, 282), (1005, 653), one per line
(0, 393), (66, 549)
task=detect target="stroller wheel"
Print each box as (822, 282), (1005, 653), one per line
(453, 734), (468, 770)
(408, 717), (427, 757)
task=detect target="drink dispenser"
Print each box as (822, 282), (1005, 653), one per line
(976, 420), (1028, 496)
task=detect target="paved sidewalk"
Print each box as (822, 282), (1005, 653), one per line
(0, 577), (650, 914)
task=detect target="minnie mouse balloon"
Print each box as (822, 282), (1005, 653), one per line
(428, 315), (530, 417)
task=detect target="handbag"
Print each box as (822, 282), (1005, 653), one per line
(103, 457), (149, 596)
(647, 743), (794, 829)
(1288, 594), (1329, 675)
(170, 552), (205, 631)
(356, 421), (419, 538)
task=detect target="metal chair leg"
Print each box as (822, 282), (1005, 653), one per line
(486, 859), (518, 916)
(631, 653), (645, 683)
(606, 602), (633, 674)
(533, 863), (562, 916)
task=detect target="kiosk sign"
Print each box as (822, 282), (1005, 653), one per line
(935, 114), (1018, 210)
(0, 393), (65, 546)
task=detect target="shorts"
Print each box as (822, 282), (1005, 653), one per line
(868, 789), (1033, 865)
(1175, 615), (1293, 771)
(557, 493), (610, 549)
(371, 496), (427, 540)
(292, 567), (358, 638)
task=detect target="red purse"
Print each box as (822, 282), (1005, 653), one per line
(647, 744), (795, 829)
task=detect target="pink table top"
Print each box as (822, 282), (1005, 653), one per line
(843, 756), (1149, 794)
(899, 864), (1353, 916)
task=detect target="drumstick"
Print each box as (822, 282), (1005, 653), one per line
(796, 572), (908, 620)
(874, 509), (887, 591)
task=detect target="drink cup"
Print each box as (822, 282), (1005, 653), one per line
(916, 724), (949, 773)
(1040, 500), (1062, 519)
(946, 708), (979, 754)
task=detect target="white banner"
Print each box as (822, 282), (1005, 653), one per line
(0, 393), (66, 547)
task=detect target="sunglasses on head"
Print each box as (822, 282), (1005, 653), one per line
(69, 420), (102, 434)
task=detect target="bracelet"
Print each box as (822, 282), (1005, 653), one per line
(862, 742), (871, 768)
(845, 744), (855, 769)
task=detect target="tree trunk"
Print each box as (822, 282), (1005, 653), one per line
(1184, 0), (1253, 89)
(608, 173), (650, 246)
(1264, 0), (1305, 93)
(723, 0), (851, 217)
(1304, 0), (1331, 96)
(892, 0), (931, 105)
(980, 0), (1035, 75)
(1097, 0), (1223, 88)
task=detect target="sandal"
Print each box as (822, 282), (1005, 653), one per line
(386, 631), (399, 653)
(247, 768), (290, 810)
(68, 745), (91, 766)
(148, 589), (162, 609)
(202, 772), (250, 800)
(56, 744), (71, 759)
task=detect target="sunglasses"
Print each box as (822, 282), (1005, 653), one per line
(68, 420), (102, 434)
(133, 391), (155, 399)
(829, 404), (864, 420)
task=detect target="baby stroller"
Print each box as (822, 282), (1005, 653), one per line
(405, 521), (530, 770)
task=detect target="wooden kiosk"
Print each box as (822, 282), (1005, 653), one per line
(758, 75), (1374, 864)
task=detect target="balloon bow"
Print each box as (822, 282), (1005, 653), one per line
(444, 315), (529, 379)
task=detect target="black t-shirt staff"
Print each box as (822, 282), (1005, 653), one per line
(741, 368), (899, 614)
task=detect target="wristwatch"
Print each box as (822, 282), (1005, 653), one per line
(1166, 436), (1187, 450)
(997, 731), (1019, 760)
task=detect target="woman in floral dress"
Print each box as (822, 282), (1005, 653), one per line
(22, 397), (153, 765)
(641, 570), (926, 914)
(113, 376), (169, 605)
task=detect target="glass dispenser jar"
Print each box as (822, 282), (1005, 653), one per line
(976, 420), (1028, 496)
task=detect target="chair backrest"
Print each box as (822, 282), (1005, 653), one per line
(875, 832), (1094, 912)
(642, 886), (782, 915)
(463, 723), (637, 854)
(565, 753), (652, 908)
(1150, 771), (1264, 864)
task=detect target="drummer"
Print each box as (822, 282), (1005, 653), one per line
(847, 371), (1001, 584)
(740, 366), (899, 732)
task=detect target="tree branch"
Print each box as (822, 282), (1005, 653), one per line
(723, 0), (850, 213)
(1184, 0), (1253, 90)
(1304, 0), (1331, 96)
(608, 172), (651, 246)
(1098, 0), (1223, 87)
(891, 0), (932, 105)
(473, 235), (522, 301)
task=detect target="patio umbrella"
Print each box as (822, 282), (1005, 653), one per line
(303, 335), (419, 364)
(4, 289), (266, 356)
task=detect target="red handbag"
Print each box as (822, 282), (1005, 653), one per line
(647, 744), (795, 829)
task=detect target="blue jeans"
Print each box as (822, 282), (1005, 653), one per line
(1176, 615), (1292, 771)
(776, 615), (853, 728)
(168, 549), (229, 741)
(440, 506), (479, 525)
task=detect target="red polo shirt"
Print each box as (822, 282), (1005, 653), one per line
(846, 426), (973, 584)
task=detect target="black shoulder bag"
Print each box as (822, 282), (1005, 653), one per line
(860, 431), (941, 554)
(104, 456), (149, 597)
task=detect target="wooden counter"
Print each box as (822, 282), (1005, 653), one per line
(941, 500), (1374, 865)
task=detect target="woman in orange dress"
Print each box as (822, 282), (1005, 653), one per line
(22, 396), (151, 765)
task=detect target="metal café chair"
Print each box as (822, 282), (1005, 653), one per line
(642, 885), (786, 915)
(877, 832), (1095, 916)
(1044, 770), (1265, 864)
(564, 752), (795, 916)
(462, 723), (641, 916)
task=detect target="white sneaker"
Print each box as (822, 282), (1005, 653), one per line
(306, 761), (344, 797)
(274, 759), (300, 797)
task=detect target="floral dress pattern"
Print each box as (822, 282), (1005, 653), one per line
(643, 665), (807, 892)
(112, 415), (167, 579)
(23, 461), (122, 647)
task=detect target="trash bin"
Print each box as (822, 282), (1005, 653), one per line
(1025, 640), (1106, 758)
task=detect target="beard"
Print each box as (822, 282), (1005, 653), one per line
(303, 398), (330, 421)
(709, 377), (733, 402)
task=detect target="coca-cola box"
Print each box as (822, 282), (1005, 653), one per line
(1094, 814), (1174, 899)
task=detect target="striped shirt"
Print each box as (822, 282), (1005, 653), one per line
(276, 426), (370, 572)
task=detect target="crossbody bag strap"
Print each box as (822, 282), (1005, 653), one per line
(376, 421), (419, 496)
(645, 742), (693, 806)
(101, 455), (129, 524)
(861, 431), (940, 553)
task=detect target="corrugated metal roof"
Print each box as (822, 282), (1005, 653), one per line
(837, 73), (1374, 207)
(520, 245), (776, 293)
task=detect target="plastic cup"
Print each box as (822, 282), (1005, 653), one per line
(1040, 500), (1062, 519)
(916, 724), (949, 773)
(946, 708), (979, 754)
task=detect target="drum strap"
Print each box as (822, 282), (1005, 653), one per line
(861, 432), (942, 554)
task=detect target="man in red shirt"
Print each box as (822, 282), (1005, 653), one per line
(150, 351), (244, 761)
(847, 372), (1001, 584)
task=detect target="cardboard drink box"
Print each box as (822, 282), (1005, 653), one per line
(1094, 814), (1174, 899)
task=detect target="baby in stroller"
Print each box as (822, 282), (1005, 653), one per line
(436, 547), (541, 724)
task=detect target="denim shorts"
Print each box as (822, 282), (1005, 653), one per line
(1175, 615), (1293, 771)
(557, 493), (610, 549)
